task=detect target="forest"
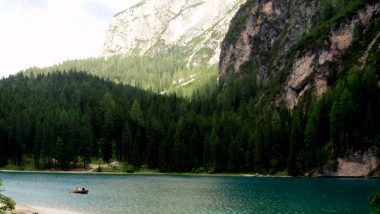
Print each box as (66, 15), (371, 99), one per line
(0, 51), (379, 175)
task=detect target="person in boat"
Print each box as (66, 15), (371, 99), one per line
(72, 187), (88, 193)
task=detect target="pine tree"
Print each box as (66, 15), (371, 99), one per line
(122, 121), (133, 163)
(99, 93), (116, 163)
(0, 120), (8, 166)
(54, 137), (70, 169)
(41, 116), (55, 168)
(228, 133), (244, 172)
(304, 102), (320, 169)
(159, 122), (175, 172)
(130, 100), (144, 127)
(270, 110), (288, 171)
(172, 117), (192, 172)
(131, 131), (142, 168)
(80, 114), (93, 168)
(204, 129), (220, 173)
(330, 89), (357, 154)
(287, 108), (304, 176)
(145, 117), (162, 168)
(33, 119), (42, 168)
(253, 123), (266, 173)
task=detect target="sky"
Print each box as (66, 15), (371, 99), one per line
(0, 0), (139, 77)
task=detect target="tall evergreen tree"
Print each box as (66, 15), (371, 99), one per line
(54, 137), (70, 169)
(304, 102), (320, 169)
(287, 108), (304, 176)
(122, 121), (133, 163)
(204, 129), (220, 172)
(131, 131), (142, 167)
(79, 114), (93, 168)
(99, 93), (116, 163)
(130, 100), (144, 127)
(330, 89), (357, 154)
(145, 117), (162, 169)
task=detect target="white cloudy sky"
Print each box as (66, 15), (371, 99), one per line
(0, 0), (139, 77)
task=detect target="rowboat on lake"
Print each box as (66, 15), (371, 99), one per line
(72, 187), (89, 194)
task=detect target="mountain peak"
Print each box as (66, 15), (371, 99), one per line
(103, 0), (245, 66)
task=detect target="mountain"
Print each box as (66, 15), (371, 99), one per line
(103, 0), (245, 66)
(217, 0), (380, 176)
(25, 0), (246, 96)
(219, 0), (379, 107)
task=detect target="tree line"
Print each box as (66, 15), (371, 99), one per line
(0, 57), (379, 175)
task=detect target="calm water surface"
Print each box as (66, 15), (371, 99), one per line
(0, 172), (379, 214)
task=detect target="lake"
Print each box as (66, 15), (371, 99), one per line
(0, 172), (379, 213)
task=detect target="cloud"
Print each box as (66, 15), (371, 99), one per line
(0, 0), (140, 77)
(0, 0), (47, 12)
(22, 0), (47, 9)
(82, 1), (115, 21)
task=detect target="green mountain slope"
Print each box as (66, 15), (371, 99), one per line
(23, 0), (247, 97)
(217, 0), (380, 175)
(24, 50), (216, 97)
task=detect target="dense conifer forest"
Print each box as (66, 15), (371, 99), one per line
(0, 50), (379, 175)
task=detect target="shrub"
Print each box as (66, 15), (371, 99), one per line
(370, 186), (380, 214)
(0, 180), (16, 214)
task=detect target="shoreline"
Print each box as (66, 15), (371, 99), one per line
(0, 169), (291, 177)
(16, 204), (80, 214)
(2, 169), (378, 178)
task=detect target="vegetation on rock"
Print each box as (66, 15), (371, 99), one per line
(0, 180), (15, 214)
(370, 186), (380, 214)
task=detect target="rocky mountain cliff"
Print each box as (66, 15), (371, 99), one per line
(320, 147), (379, 177)
(103, 0), (245, 66)
(219, 0), (380, 108)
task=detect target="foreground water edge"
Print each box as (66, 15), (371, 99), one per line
(1, 172), (379, 214)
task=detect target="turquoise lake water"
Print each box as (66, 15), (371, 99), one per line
(0, 172), (379, 214)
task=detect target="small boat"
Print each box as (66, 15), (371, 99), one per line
(72, 187), (89, 194)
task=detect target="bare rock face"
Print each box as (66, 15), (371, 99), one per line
(103, 0), (245, 66)
(219, 0), (379, 108)
(284, 3), (380, 107)
(219, 0), (320, 85)
(322, 148), (380, 177)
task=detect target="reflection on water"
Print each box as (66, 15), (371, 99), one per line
(0, 172), (379, 214)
